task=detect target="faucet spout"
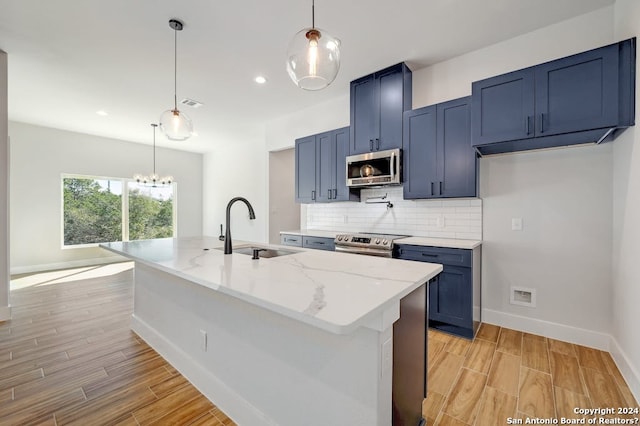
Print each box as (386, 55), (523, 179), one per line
(224, 197), (256, 254)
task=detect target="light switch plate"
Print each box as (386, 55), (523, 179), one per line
(511, 218), (523, 231)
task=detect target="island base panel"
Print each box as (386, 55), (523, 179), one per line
(131, 262), (395, 426)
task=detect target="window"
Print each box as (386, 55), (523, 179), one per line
(127, 182), (174, 240)
(62, 175), (176, 247)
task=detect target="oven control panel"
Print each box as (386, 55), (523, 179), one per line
(335, 234), (390, 247)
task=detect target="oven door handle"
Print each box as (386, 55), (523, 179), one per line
(334, 246), (392, 258)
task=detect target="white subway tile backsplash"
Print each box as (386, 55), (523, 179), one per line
(304, 187), (482, 240)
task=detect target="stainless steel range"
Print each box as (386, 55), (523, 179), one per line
(334, 233), (409, 257)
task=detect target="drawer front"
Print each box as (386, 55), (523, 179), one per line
(395, 244), (472, 267)
(302, 236), (336, 251)
(280, 234), (303, 247)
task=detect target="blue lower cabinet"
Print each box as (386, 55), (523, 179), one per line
(396, 244), (480, 339)
(302, 236), (335, 251)
(280, 234), (303, 247)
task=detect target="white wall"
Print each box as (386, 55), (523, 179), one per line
(9, 122), (203, 273)
(203, 129), (267, 244)
(612, 0), (640, 403)
(268, 149), (299, 244)
(480, 145), (613, 334)
(265, 94), (349, 152)
(0, 51), (9, 320)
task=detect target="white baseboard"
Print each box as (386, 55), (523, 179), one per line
(481, 308), (610, 350)
(609, 337), (640, 405)
(0, 305), (10, 321)
(130, 314), (276, 426)
(10, 255), (127, 275)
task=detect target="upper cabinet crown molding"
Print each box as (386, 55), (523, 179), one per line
(471, 38), (636, 156)
(350, 63), (412, 155)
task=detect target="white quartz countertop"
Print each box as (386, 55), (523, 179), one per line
(101, 237), (442, 335)
(396, 237), (482, 249)
(280, 229), (339, 238)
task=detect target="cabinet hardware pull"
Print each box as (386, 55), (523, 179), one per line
(526, 116), (531, 135)
(369, 139), (374, 151)
(421, 253), (438, 258)
(311, 190), (316, 200)
(439, 181), (443, 195)
(430, 182), (434, 196)
(328, 189), (332, 199)
(376, 138), (380, 150)
(390, 150), (396, 181)
(333, 189), (337, 199)
(540, 113), (545, 133)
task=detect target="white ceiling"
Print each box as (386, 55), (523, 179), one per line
(0, 0), (614, 152)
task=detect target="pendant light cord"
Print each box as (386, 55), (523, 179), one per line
(152, 124), (157, 176)
(173, 27), (178, 111)
(312, 0), (315, 29)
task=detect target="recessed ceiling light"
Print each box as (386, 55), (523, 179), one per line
(96, 110), (108, 116)
(255, 76), (267, 84)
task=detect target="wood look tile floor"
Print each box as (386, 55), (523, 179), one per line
(424, 325), (639, 425)
(0, 263), (236, 425)
(2, 264), (638, 425)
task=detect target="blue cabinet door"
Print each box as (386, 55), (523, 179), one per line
(403, 105), (438, 199)
(535, 43), (619, 136)
(332, 127), (355, 201)
(294, 135), (317, 203)
(439, 97), (477, 198)
(471, 68), (535, 146)
(429, 265), (472, 329)
(377, 66), (405, 152)
(350, 75), (376, 154)
(316, 131), (333, 202)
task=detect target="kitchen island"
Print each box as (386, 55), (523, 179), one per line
(101, 237), (442, 426)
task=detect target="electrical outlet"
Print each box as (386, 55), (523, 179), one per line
(200, 329), (207, 352)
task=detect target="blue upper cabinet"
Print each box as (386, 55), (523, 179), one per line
(403, 105), (437, 199)
(471, 68), (535, 145)
(404, 97), (477, 199)
(295, 135), (317, 203)
(350, 63), (412, 155)
(472, 38), (636, 155)
(295, 127), (359, 204)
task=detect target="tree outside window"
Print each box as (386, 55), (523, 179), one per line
(62, 176), (175, 247)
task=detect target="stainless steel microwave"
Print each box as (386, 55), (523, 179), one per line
(346, 148), (402, 188)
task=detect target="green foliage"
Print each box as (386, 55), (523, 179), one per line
(63, 178), (174, 246)
(64, 178), (122, 245)
(128, 188), (173, 240)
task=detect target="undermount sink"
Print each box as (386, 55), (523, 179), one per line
(215, 245), (297, 258)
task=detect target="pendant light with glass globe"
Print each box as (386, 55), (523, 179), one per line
(286, 0), (341, 91)
(159, 19), (193, 141)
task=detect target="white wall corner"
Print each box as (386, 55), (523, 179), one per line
(481, 309), (611, 351)
(610, 336), (640, 405)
